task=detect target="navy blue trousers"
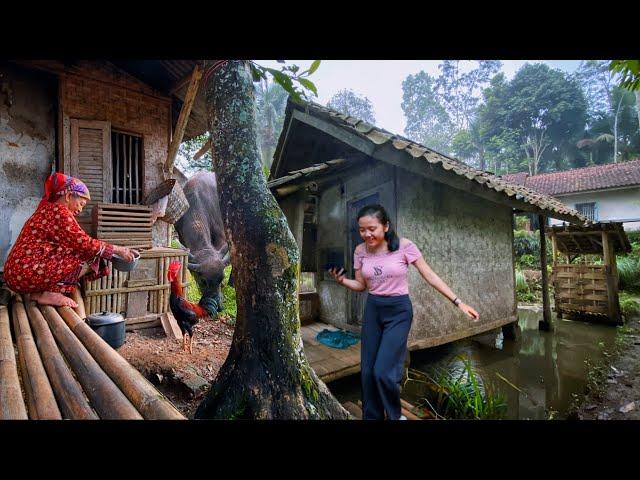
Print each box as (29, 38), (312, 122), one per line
(361, 294), (413, 420)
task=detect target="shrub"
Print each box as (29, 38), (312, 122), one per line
(617, 256), (640, 291)
(619, 291), (640, 318)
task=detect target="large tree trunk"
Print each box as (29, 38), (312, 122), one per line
(194, 60), (350, 419)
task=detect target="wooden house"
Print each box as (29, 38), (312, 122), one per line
(0, 60), (210, 330)
(268, 99), (588, 350)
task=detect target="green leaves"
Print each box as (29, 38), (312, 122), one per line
(249, 60), (322, 103)
(610, 60), (640, 91)
(297, 78), (318, 97)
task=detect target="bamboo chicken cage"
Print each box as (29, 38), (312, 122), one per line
(82, 247), (189, 330)
(548, 222), (631, 325)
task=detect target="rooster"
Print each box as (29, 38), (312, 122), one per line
(167, 261), (210, 354)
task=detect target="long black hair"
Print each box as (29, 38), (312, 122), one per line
(356, 204), (400, 252)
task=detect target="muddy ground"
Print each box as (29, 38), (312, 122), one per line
(118, 316), (234, 418)
(573, 313), (640, 420)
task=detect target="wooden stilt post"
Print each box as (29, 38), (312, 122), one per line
(551, 230), (561, 319)
(602, 231), (621, 324)
(538, 215), (553, 331)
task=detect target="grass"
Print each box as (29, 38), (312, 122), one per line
(617, 256), (640, 292)
(409, 356), (507, 420)
(619, 291), (640, 318)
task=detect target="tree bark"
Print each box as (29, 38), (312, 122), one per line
(635, 91), (640, 133)
(194, 60), (350, 419)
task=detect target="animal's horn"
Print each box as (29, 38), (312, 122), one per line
(222, 249), (230, 265)
(188, 262), (201, 272)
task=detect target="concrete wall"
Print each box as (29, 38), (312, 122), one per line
(0, 64), (56, 270)
(549, 187), (640, 231)
(58, 61), (173, 246)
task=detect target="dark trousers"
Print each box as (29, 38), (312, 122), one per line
(361, 293), (413, 420)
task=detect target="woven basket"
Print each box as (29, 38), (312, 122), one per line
(143, 179), (176, 206)
(161, 180), (190, 224)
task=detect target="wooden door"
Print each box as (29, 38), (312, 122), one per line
(70, 119), (112, 234)
(347, 181), (396, 325)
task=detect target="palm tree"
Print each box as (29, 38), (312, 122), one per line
(255, 79), (289, 170)
(577, 133), (614, 164)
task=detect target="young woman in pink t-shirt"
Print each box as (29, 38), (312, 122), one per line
(329, 204), (479, 420)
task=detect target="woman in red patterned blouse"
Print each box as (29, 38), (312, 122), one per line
(4, 172), (137, 308)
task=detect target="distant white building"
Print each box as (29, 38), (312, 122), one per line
(503, 160), (640, 231)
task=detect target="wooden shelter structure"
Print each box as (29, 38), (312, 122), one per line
(268, 99), (587, 360)
(0, 60), (216, 334)
(548, 222), (631, 325)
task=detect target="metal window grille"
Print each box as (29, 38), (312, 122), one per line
(576, 202), (597, 221)
(112, 131), (143, 204)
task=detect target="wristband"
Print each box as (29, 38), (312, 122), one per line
(452, 297), (461, 306)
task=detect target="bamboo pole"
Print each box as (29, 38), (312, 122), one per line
(0, 303), (28, 419)
(57, 307), (185, 420)
(70, 287), (87, 319)
(40, 305), (142, 419)
(164, 64), (203, 178)
(25, 301), (98, 419)
(12, 296), (62, 419)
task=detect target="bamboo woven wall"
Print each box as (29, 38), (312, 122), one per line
(82, 247), (188, 329)
(552, 264), (609, 315)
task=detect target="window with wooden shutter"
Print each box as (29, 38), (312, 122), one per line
(111, 130), (144, 205)
(70, 119), (112, 234)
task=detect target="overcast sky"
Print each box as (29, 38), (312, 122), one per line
(255, 60), (582, 135)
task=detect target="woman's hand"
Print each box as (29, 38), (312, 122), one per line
(115, 246), (138, 262)
(459, 302), (480, 321)
(328, 267), (346, 285)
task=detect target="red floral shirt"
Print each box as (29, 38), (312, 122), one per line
(4, 202), (114, 294)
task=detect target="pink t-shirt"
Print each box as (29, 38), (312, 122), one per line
(353, 238), (423, 296)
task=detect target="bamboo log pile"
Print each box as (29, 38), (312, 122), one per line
(40, 305), (143, 420)
(0, 290), (186, 420)
(12, 296), (61, 419)
(0, 301), (27, 419)
(25, 300), (98, 419)
(57, 307), (185, 420)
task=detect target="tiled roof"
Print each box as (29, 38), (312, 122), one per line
(270, 99), (587, 224)
(502, 160), (640, 196)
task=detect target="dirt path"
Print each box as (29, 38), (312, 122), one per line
(118, 316), (234, 418)
(574, 314), (640, 420)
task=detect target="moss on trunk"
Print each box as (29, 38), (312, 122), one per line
(194, 60), (350, 419)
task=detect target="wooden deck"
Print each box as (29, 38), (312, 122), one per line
(0, 293), (185, 420)
(342, 399), (424, 420)
(301, 322), (361, 383)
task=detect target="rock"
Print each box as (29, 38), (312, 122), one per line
(585, 404), (597, 411)
(606, 379), (618, 384)
(597, 412), (609, 420)
(175, 372), (210, 397)
(619, 402), (636, 413)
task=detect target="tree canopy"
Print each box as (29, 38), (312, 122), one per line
(327, 89), (376, 124)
